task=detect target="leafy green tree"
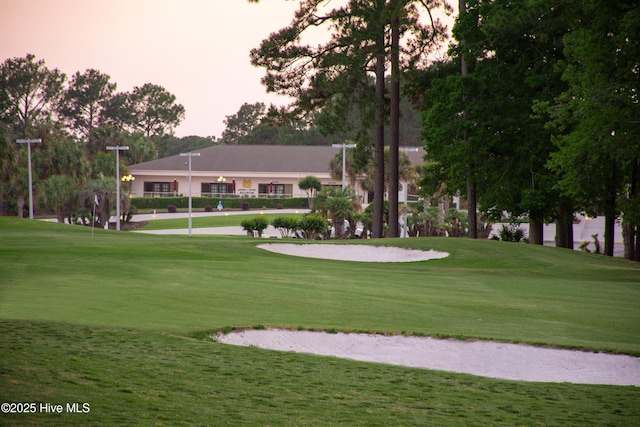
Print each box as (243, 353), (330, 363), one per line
(129, 83), (185, 138)
(100, 84), (184, 138)
(87, 125), (127, 161)
(220, 102), (266, 144)
(250, 0), (449, 238)
(419, 0), (568, 245)
(0, 54), (65, 137)
(298, 175), (322, 209)
(156, 135), (217, 158)
(99, 92), (130, 133)
(59, 69), (116, 141)
(545, 0), (639, 258)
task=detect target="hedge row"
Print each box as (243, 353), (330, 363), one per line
(131, 197), (309, 210)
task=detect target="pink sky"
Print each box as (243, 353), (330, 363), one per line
(1, 0), (454, 139)
(0, 0), (302, 138)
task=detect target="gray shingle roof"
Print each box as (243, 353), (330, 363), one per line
(127, 144), (425, 173)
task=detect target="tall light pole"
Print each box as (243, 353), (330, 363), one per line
(16, 138), (41, 219)
(331, 143), (356, 189)
(180, 152), (200, 236)
(106, 146), (129, 231)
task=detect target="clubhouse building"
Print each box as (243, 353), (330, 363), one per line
(127, 144), (425, 202)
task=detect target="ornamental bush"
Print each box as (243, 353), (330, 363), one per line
(297, 214), (328, 240)
(240, 216), (270, 237)
(272, 216), (299, 238)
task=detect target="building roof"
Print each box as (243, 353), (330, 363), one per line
(127, 144), (425, 174)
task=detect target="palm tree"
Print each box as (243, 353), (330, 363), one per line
(0, 126), (18, 215)
(82, 176), (115, 228)
(13, 148), (31, 218)
(329, 149), (359, 189)
(39, 174), (78, 223)
(124, 132), (157, 165)
(313, 186), (361, 239)
(40, 136), (90, 182)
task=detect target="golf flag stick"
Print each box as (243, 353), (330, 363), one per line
(92, 194), (99, 238)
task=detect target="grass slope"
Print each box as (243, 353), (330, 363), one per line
(1, 217), (639, 425)
(2, 320), (638, 426)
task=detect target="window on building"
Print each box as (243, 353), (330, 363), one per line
(143, 181), (172, 196)
(201, 183), (232, 196)
(258, 183), (291, 197)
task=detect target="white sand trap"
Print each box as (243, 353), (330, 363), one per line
(215, 329), (640, 386)
(257, 243), (449, 262)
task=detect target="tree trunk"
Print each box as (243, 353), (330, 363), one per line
(624, 159), (640, 261)
(555, 205), (574, 249)
(622, 221), (635, 260)
(604, 213), (615, 256)
(17, 194), (25, 218)
(372, 31), (386, 238)
(459, 0), (477, 239)
(529, 217), (544, 245)
(388, 15), (400, 238)
(635, 227), (640, 262)
(604, 167), (617, 256)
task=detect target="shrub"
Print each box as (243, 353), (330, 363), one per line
(240, 216), (270, 237)
(241, 202), (250, 211)
(297, 214), (328, 240)
(204, 205), (213, 212)
(498, 224), (526, 242)
(272, 216), (299, 238)
(167, 205), (177, 213)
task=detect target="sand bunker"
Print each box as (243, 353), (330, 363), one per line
(215, 329), (640, 386)
(244, 243), (640, 385)
(258, 244), (449, 262)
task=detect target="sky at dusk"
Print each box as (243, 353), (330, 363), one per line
(0, 0), (305, 138)
(1, 0), (454, 139)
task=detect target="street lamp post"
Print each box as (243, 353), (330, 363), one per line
(331, 143), (356, 189)
(106, 146), (129, 231)
(180, 152), (201, 236)
(16, 138), (41, 219)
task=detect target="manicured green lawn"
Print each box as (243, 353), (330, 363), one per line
(3, 320), (638, 426)
(1, 217), (639, 425)
(137, 212), (303, 230)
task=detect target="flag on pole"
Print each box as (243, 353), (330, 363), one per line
(92, 194), (98, 239)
